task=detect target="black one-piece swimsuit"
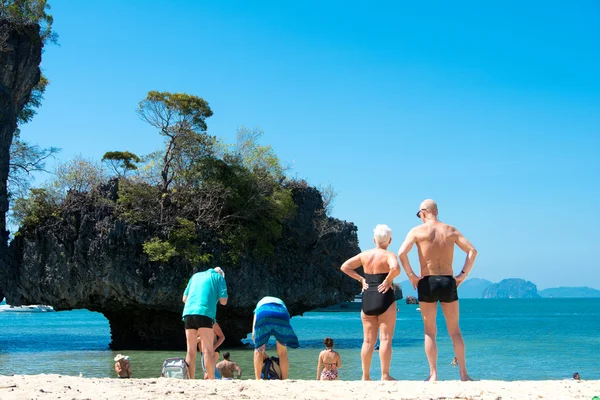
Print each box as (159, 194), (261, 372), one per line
(362, 273), (396, 316)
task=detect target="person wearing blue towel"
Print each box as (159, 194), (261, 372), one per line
(252, 296), (299, 380)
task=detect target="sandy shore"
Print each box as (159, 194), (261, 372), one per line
(0, 375), (598, 400)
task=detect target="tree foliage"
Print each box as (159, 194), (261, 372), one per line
(0, 0), (57, 44)
(53, 155), (106, 195)
(102, 151), (140, 178)
(10, 187), (59, 229)
(8, 138), (59, 198)
(137, 91), (213, 193)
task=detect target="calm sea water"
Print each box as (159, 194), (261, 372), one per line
(0, 299), (599, 381)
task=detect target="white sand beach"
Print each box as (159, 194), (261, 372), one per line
(0, 375), (598, 400)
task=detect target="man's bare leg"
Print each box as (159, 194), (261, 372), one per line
(197, 328), (215, 379)
(441, 301), (472, 381)
(253, 349), (263, 380)
(378, 302), (397, 380)
(275, 340), (289, 379)
(420, 302), (439, 381)
(360, 311), (378, 380)
(185, 328), (199, 379)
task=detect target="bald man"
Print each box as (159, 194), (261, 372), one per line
(397, 199), (477, 381)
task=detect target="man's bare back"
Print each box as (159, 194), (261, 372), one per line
(216, 357), (241, 379)
(412, 220), (461, 276)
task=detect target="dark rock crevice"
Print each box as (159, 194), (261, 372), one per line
(2, 181), (361, 349)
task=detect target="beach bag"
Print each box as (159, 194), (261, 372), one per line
(261, 356), (281, 380)
(161, 357), (189, 379)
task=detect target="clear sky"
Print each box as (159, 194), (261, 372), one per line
(19, 1), (599, 289)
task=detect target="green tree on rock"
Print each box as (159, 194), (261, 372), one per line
(137, 91), (213, 193)
(102, 151), (140, 178)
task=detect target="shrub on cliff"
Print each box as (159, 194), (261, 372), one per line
(12, 91), (300, 265)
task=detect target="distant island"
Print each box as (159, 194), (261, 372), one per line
(538, 287), (600, 298)
(397, 277), (600, 299)
(482, 278), (540, 299)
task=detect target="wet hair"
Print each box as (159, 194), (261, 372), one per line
(223, 351), (230, 360)
(323, 337), (334, 348)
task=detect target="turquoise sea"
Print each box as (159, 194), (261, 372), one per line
(1, 299), (599, 381)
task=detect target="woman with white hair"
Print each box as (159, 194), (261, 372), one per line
(341, 224), (400, 380)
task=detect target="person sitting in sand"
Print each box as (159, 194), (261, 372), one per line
(216, 351), (242, 380)
(341, 224), (400, 381)
(113, 354), (132, 378)
(317, 337), (342, 380)
(252, 296), (299, 380)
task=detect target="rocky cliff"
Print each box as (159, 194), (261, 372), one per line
(0, 20), (42, 269)
(2, 180), (361, 349)
(482, 278), (540, 299)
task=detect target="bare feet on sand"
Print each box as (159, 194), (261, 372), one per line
(381, 375), (397, 381)
(425, 373), (438, 382)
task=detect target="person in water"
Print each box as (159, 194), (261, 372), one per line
(573, 372), (581, 380)
(113, 354), (132, 378)
(317, 337), (342, 380)
(252, 296), (299, 380)
(451, 356), (458, 365)
(216, 352), (242, 380)
(341, 224), (400, 380)
(182, 267), (228, 379)
(398, 200), (477, 382)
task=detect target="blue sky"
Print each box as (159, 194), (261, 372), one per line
(19, 1), (599, 289)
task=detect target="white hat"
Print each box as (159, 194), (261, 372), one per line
(114, 354), (127, 362)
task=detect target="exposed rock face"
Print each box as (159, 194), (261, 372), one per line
(405, 296), (418, 304)
(0, 285), (3, 300)
(482, 278), (540, 299)
(2, 180), (361, 349)
(0, 20), (42, 266)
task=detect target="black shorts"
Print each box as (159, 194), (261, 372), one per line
(184, 315), (214, 330)
(418, 275), (458, 303)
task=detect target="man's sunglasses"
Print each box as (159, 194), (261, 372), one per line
(416, 209), (427, 218)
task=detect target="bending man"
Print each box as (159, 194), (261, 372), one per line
(252, 296), (299, 379)
(182, 267), (228, 379)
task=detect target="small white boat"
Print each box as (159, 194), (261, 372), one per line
(0, 304), (55, 313)
(416, 307), (421, 311)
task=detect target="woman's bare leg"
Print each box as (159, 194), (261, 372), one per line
(378, 301), (397, 380)
(360, 311), (378, 380)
